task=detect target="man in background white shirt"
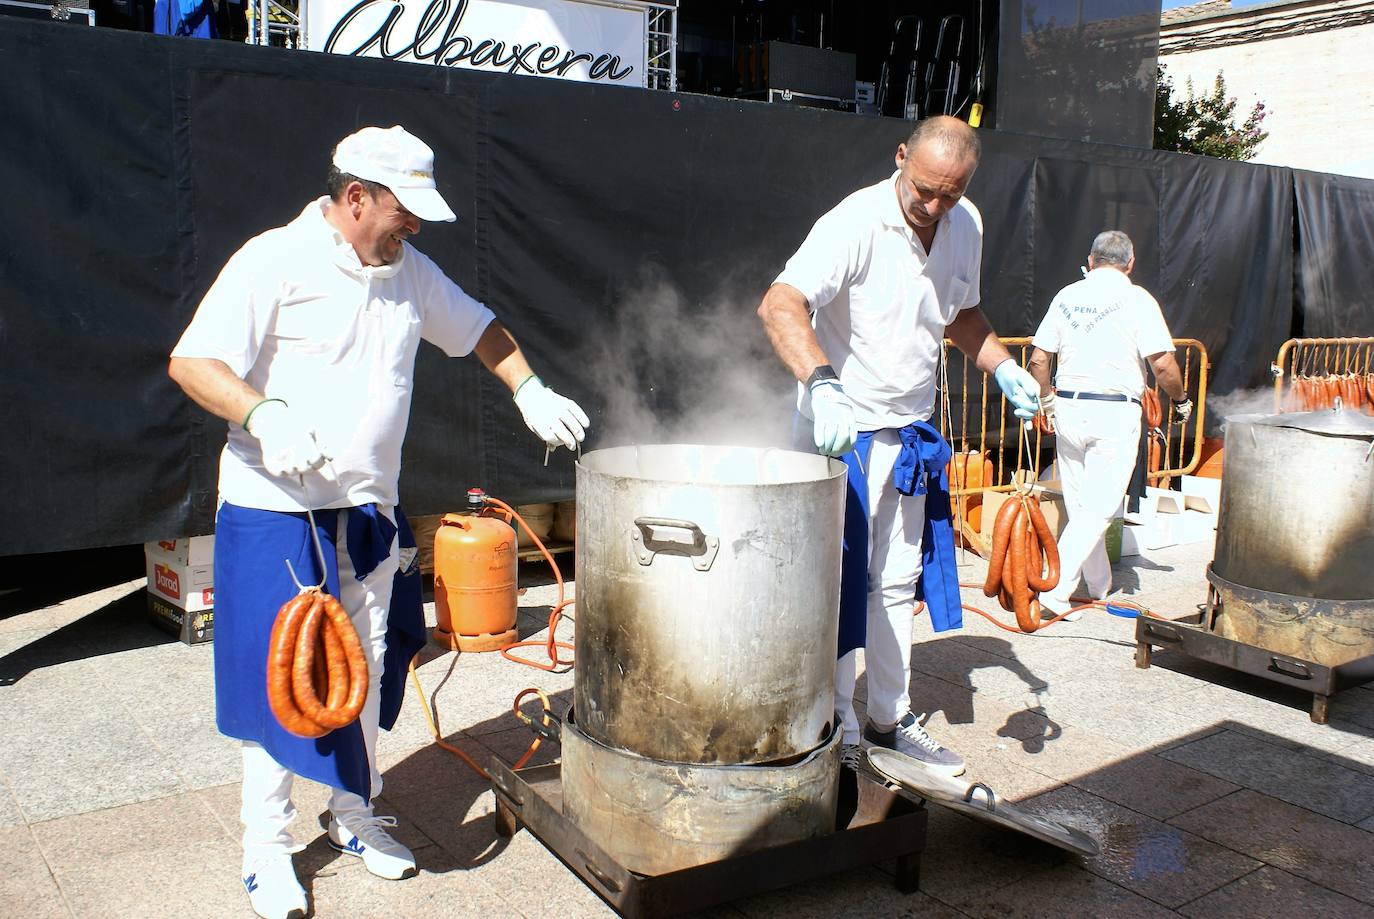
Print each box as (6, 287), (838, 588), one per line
(1027, 230), (1191, 620)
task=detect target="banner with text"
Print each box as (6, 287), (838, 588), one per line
(308, 0), (647, 86)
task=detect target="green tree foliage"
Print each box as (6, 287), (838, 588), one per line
(1154, 65), (1269, 160)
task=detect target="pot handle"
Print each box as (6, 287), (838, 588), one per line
(631, 517), (720, 572)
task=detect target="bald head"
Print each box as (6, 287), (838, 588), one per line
(904, 115), (981, 169)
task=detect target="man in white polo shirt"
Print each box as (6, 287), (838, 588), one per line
(758, 116), (1040, 778)
(168, 125), (588, 919)
(1027, 230), (1191, 620)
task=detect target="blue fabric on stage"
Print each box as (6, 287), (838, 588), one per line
(837, 422), (963, 658)
(153, 0), (217, 37)
(212, 502), (426, 800)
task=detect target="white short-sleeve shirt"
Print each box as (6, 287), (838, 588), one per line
(172, 198), (495, 512)
(1031, 267), (1174, 401)
(774, 171), (983, 429)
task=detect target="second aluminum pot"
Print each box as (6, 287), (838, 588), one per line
(574, 444), (846, 764)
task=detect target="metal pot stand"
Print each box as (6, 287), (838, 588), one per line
(1134, 567), (1374, 724)
(489, 756), (928, 918)
(865, 748), (1100, 858)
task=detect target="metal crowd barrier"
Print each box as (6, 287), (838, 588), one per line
(937, 336), (1210, 502)
(1271, 337), (1374, 413)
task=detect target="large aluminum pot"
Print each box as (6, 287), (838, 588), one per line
(1214, 407), (1374, 599)
(575, 444), (846, 764)
(560, 708), (840, 876)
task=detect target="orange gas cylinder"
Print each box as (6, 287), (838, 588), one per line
(432, 489), (519, 652)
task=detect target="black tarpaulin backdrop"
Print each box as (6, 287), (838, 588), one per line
(1, 17), (1370, 556)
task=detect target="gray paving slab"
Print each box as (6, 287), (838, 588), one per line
(29, 789), (229, 864)
(0, 770), (25, 828)
(992, 722), (1138, 784)
(472, 829), (619, 918)
(53, 839), (246, 919)
(960, 862), (1179, 918)
(1065, 751), (1241, 821)
(911, 806), (1060, 909)
(0, 824), (72, 918)
(1160, 727), (1374, 824)
(304, 843), (515, 919)
(1177, 865), (1374, 919)
(1333, 736), (1374, 779)
(1015, 785), (1260, 909)
(130, 707), (242, 790)
(0, 682), (187, 822)
(1169, 788), (1374, 906)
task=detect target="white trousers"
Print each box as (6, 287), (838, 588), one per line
(240, 509), (398, 861)
(1041, 400), (1140, 614)
(835, 429), (926, 744)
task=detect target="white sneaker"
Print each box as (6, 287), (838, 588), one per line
(328, 813), (417, 880)
(241, 851), (307, 919)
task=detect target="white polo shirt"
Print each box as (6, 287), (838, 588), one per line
(1031, 267), (1174, 401)
(775, 171), (983, 429)
(172, 198), (495, 512)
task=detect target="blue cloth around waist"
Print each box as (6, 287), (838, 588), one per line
(212, 502), (426, 800)
(836, 421), (962, 658)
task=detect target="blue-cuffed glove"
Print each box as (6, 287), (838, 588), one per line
(810, 380), (858, 457)
(994, 359), (1040, 420)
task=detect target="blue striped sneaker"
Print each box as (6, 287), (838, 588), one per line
(328, 814), (417, 880)
(241, 851), (306, 919)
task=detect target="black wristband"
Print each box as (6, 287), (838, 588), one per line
(1172, 396), (1190, 406)
(806, 364), (839, 389)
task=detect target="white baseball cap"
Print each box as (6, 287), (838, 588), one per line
(332, 125), (457, 223)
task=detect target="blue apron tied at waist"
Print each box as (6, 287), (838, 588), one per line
(837, 422), (963, 658)
(213, 502), (426, 800)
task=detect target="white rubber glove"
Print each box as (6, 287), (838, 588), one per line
(994, 359), (1041, 420)
(246, 400), (330, 477)
(1173, 398), (1194, 423)
(810, 380), (858, 457)
(1038, 391), (1057, 434)
(513, 376), (589, 450)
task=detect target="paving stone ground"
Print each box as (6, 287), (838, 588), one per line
(1, 532), (1372, 918)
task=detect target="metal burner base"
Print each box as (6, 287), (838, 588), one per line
(488, 758), (927, 918)
(1134, 611), (1374, 723)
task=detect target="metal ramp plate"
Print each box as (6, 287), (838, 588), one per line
(866, 748), (1100, 858)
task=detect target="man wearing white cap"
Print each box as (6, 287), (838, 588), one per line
(168, 125), (588, 919)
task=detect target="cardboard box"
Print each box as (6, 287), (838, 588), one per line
(145, 535), (214, 567)
(147, 592), (213, 645)
(145, 554), (214, 612)
(982, 486), (1068, 541)
(1179, 475), (1221, 517)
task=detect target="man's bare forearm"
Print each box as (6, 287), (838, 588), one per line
(168, 356), (262, 427)
(1027, 347), (1054, 396)
(758, 283), (829, 383)
(473, 320), (537, 393)
(1149, 352), (1187, 402)
(946, 307), (1015, 376)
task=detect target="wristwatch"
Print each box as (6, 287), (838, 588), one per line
(806, 364), (839, 389)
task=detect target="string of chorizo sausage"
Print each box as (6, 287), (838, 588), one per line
(266, 587), (369, 738)
(982, 494), (1061, 632)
